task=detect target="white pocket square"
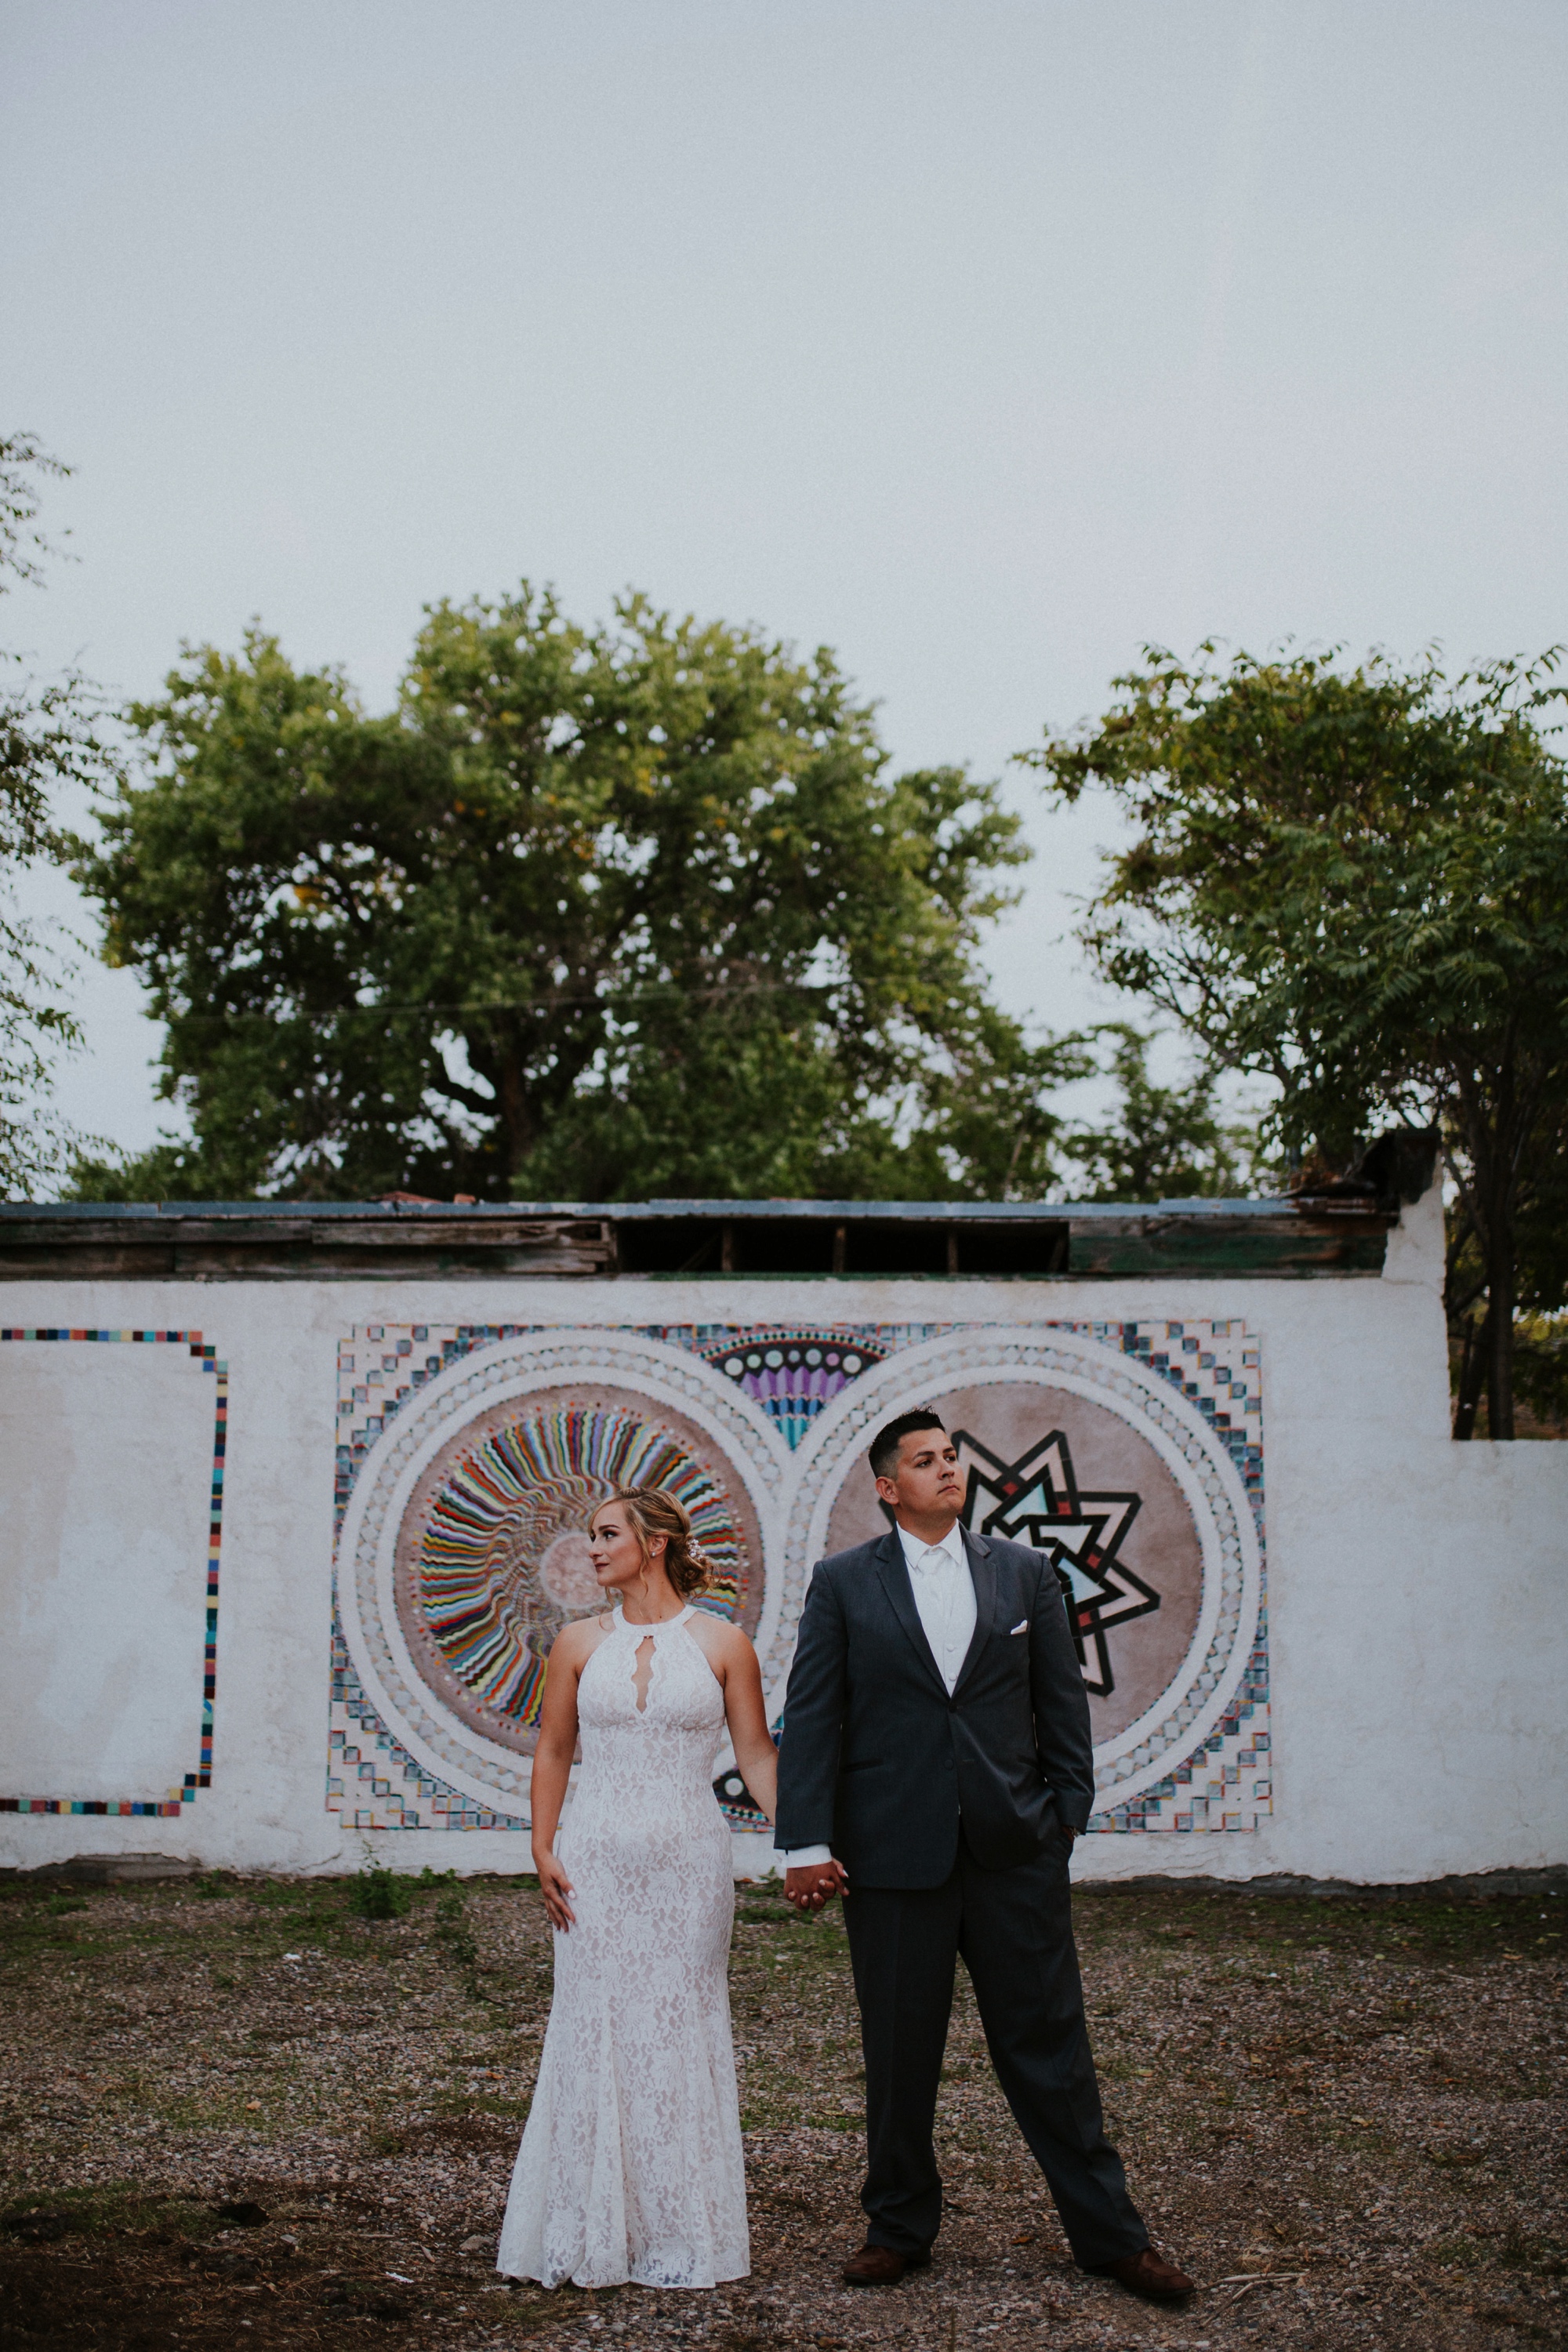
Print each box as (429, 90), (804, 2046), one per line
(1009, 1618), (1029, 1635)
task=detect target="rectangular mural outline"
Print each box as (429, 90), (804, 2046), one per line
(330, 1318), (1268, 1838)
(0, 1327), (227, 1820)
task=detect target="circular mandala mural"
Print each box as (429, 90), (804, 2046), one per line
(332, 1319), (1262, 1839)
(822, 1381), (1203, 1747)
(777, 1327), (1261, 1815)
(394, 1385), (763, 1755)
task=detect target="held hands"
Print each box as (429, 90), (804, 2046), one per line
(784, 1859), (849, 1913)
(535, 1846), (576, 1931)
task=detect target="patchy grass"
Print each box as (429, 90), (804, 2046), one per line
(0, 1869), (1562, 2350)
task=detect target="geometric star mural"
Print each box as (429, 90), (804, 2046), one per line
(951, 1425), (1159, 1697)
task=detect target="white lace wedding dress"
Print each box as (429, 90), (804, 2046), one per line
(497, 1605), (750, 2291)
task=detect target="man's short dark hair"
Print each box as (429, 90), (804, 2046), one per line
(869, 1410), (947, 1483)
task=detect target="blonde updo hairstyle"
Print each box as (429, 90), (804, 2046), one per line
(608, 1486), (712, 1600)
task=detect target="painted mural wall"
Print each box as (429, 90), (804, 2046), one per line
(329, 1314), (1265, 1850)
(2, 1186), (1565, 1884)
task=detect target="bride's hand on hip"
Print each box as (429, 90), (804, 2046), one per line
(535, 1848), (576, 1931)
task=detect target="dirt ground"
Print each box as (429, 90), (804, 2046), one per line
(0, 1866), (1563, 2352)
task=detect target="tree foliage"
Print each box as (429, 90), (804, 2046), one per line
(0, 433), (108, 1197)
(76, 592), (1087, 1203)
(1063, 1028), (1262, 1203)
(1029, 644), (1568, 1437)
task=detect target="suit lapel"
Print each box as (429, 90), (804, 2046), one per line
(952, 1526), (996, 1698)
(873, 1531), (948, 1697)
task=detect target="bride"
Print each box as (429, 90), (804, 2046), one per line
(498, 1486), (779, 2292)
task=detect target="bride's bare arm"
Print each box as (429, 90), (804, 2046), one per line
(531, 1618), (603, 1929)
(705, 1624), (779, 1825)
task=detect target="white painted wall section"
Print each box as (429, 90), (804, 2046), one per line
(1, 1178), (1563, 1886)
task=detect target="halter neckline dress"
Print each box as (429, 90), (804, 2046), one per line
(497, 1605), (750, 2291)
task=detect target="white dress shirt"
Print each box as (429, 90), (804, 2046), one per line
(780, 1519), (975, 1870)
(896, 1519), (978, 1695)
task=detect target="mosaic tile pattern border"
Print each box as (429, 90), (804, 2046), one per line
(329, 1317), (1267, 1836)
(332, 1325), (531, 1831)
(1105, 1321), (1268, 1834)
(0, 1327), (227, 1819)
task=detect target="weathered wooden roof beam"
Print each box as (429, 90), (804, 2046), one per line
(0, 1192), (1398, 1280)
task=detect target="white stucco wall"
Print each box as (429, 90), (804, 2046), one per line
(2, 1178), (1563, 1885)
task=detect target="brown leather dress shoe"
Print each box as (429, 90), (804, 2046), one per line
(1096, 2248), (1196, 2302)
(842, 2241), (931, 2285)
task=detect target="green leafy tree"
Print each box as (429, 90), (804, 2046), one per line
(1065, 1027), (1262, 1203)
(0, 434), (111, 1196)
(75, 591), (1084, 1203)
(1029, 644), (1568, 1439)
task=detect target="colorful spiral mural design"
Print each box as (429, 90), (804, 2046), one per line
(394, 1386), (758, 1755)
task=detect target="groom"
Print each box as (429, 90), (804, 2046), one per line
(774, 1410), (1192, 2304)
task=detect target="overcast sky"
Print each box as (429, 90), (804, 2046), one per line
(4, 0), (1566, 1161)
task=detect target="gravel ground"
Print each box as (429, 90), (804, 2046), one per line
(0, 1867), (1563, 2351)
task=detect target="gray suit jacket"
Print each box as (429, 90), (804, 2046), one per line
(774, 1524), (1095, 1887)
